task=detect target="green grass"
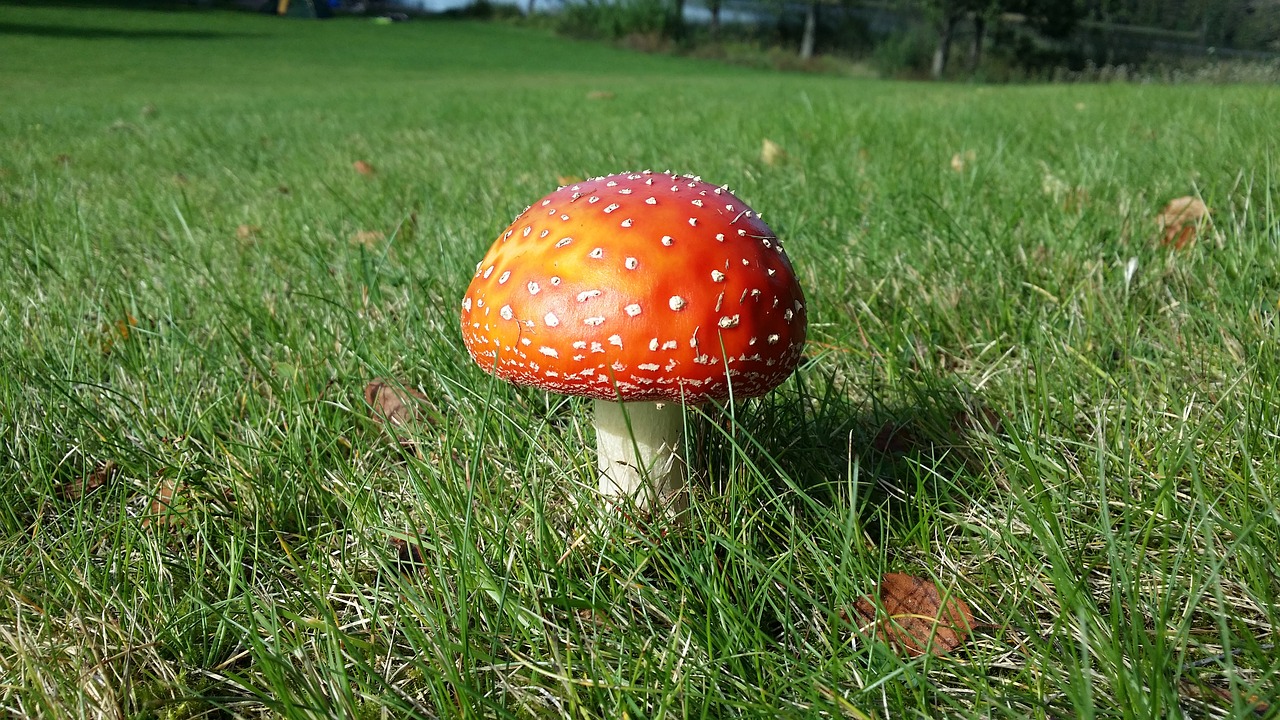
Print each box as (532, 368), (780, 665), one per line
(2, 4), (1278, 718)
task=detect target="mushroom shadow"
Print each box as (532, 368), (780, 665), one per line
(704, 364), (1005, 540)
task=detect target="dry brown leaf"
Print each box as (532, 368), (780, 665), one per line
(852, 572), (974, 657)
(56, 461), (116, 501)
(950, 150), (976, 173)
(761, 138), (786, 166)
(353, 160), (376, 176)
(99, 313), (137, 354)
(365, 378), (432, 429)
(557, 175), (584, 187)
(1157, 196), (1210, 249)
(351, 230), (385, 247)
(236, 224), (261, 240)
(389, 536), (429, 573)
(586, 90), (615, 100)
(142, 479), (185, 529)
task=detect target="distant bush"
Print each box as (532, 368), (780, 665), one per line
(872, 27), (934, 78)
(557, 0), (677, 41)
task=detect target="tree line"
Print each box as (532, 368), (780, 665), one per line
(543, 0), (1280, 78)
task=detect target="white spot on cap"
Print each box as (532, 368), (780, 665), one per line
(539, 229), (550, 238)
(498, 271), (511, 284)
(521, 338), (532, 346)
(711, 270), (726, 282)
(719, 315), (740, 328)
(661, 236), (674, 246)
(500, 305), (513, 320)
(550, 276), (562, 285)
(691, 199), (704, 207)
(461, 297), (472, 311)
(649, 338), (659, 351)
(556, 237), (572, 248)
(619, 188), (632, 195)
(645, 197), (657, 205)
(560, 214), (570, 221)
(539, 346), (559, 358)
(638, 363), (660, 371)
(544, 312), (559, 327)
(608, 335), (623, 347)
(688, 217), (698, 227)
(603, 203), (620, 214)
(669, 296), (687, 311)
(625, 257), (638, 270)
(589, 247), (604, 259)
(483, 265), (494, 279)
(662, 340), (678, 350)
(528, 281), (541, 295)
(588, 196), (600, 203)
(784, 309), (794, 321)
(572, 341), (587, 350)
(541, 199), (551, 206)
(577, 290), (602, 302)
(625, 304), (642, 317)
(522, 226), (532, 237)
(767, 334), (780, 345)
(716, 233), (725, 242)
(621, 218), (633, 228)
(584, 316), (605, 326)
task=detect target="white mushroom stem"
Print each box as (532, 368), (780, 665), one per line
(594, 399), (689, 517)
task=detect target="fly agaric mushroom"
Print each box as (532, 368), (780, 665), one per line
(460, 171), (806, 516)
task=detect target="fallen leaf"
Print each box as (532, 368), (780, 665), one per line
(353, 160), (376, 176)
(142, 479), (185, 529)
(851, 572), (974, 657)
(99, 313), (137, 354)
(236, 224), (261, 240)
(1157, 196), (1210, 249)
(586, 90), (615, 100)
(761, 138), (786, 166)
(950, 150), (976, 173)
(557, 175), (584, 187)
(277, 184), (291, 195)
(56, 461), (116, 501)
(389, 536), (429, 573)
(365, 378), (432, 429)
(351, 230), (385, 247)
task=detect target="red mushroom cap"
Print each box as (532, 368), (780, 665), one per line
(460, 171), (806, 402)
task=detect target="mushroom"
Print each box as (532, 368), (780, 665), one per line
(460, 171), (806, 517)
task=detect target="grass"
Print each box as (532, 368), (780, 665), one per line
(2, 4), (1278, 718)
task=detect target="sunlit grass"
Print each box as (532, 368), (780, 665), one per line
(1, 4), (1278, 718)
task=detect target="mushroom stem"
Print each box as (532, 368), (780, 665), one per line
(594, 399), (689, 517)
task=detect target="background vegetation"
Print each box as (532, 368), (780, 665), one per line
(2, 3), (1278, 718)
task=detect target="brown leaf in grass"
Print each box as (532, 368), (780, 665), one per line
(352, 160), (376, 176)
(351, 230), (385, 247)
(389, 536), (429, 573)
(56, 461), (116, 501)
(142, 479), (185, 529)
(761, 138), (786, 166)
(236, 224), (261, 241)
(365, 379), (433, 429)
(1157, 196), (1211, 249)
(99, 313), (137, 354)
(851, 573), (974, 657)
(277, 184), (291, 195)
(586, 90), (615, 100)
(950, 150), (976, 173)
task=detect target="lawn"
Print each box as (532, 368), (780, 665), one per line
(1, 4), (1278, 718)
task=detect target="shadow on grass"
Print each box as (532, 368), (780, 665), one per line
(0, 21), (261, 39)
(723, 366), (1005, 536)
